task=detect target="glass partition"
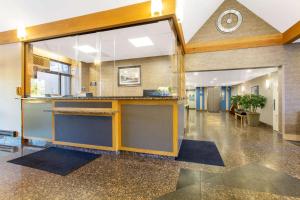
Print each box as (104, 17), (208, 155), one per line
(25, 20), (181, 97)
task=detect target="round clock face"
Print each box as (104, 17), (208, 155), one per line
(216, 9), (243, 33)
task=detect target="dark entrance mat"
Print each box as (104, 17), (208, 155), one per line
(176, 140), (224, 166)
(8, 147), (100, 176)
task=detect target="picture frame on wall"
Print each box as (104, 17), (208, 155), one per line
(251, 85), (259, 95)
(118, 66), (141, 86)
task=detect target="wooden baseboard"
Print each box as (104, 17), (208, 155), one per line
(283, 134), (300, 141)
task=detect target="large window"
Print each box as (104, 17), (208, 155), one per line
(34, 60), (71, 97)
(27, 20), (181, 97)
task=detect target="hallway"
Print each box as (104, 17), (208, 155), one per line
(0, 112), (299, 199)
(185, 111), (294, 170)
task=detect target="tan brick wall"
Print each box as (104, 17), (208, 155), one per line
(188, 0), (279, 44)
(100, 56), (177, 96)
(185, 44), (300, 136)
(284, 45), (300, 135)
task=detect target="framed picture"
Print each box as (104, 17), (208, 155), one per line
(118, 66), (141, 86)
(251, 85), (259, 95)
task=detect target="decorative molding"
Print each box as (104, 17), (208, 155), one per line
(283, 134), (300, 141)
(185, 34), (283, 54)
(282, 21), (300, 44)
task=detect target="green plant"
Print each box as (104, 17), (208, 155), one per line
(250, 95), (267, 113)
(240, 94), (266, 113)
(231, 95), (242, 108)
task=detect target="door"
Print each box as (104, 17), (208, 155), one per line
(187, 90), (196, 109)
(207, 87), (221, 113)
(273, 80), (279, 131)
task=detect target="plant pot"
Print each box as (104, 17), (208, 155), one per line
(247, 112), (260, 126)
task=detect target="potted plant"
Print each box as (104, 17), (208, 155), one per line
(231, 95), (245, 114)
(240, 94), (267, 126)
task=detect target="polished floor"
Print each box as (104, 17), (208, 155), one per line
(0, 111), (299, 200)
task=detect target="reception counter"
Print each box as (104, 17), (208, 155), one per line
(22, 97), (185, 157)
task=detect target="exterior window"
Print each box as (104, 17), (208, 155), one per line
(34, 60), (71, 97)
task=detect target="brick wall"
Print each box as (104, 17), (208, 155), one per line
(188, 0), (279, 44)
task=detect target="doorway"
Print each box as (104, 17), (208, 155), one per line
(207, 87), (221, 113)
(185, 67), (281, 132)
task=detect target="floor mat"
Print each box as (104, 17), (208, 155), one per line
(176, 140), (224, 166)
(8, 147), (100, 176)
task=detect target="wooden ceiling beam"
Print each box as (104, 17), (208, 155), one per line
(0, 0), (179, 45)
(282, 21), (300, 44)
(185, 34), (283, 54)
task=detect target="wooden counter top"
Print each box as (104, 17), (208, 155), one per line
(52, 107), (118, 115)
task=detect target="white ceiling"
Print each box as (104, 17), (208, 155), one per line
(32, 20), (175, 63)
(236, 0), (300, 33)
(181, 0), (224, 42)
(185, 67), (278, 88)
(0, 0), (147, 32)
(294, 39), (300, 43)
(0, 0), (299, 43)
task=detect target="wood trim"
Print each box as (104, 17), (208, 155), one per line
(0, 0), (176, 45)
(52, 107), (118, 115)
(53, 141), (115, 151)
(171, 17), (186, 53)
(112, 101), (120, 151)
(172, 103), (179, 155)
(185, 34), (283, 54)
(283, 134), (300, 141)
(282, 21), (300, 44)
(120, 146), (177, 157)
(23, 136), (52, 142)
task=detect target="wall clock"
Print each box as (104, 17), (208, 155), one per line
(216, 9), (243, 33)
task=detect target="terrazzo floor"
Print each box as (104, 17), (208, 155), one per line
(0, 111), (299, 200)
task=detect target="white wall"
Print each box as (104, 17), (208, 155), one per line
(0, 43), (22, 134)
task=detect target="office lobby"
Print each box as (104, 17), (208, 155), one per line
(0, 0), (299, 199)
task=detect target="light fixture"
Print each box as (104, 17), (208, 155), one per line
(193, 72), (198, 76)
(151, 0), (163, 16)
(17, 24), (27, 40)
(241, 85), (245, 92)
(94, 58), (101, 66)
(176, 0), (184, 23)
(74, 45), (98, 54)
(213, 77), (218, 81)
(128, 37), (154, 47)
(266, 79), (271, 89)
(246, 69), (252, 73)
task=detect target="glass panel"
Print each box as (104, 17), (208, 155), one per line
(27, 20), (179, 97)
(114, 20), (177, 96)
(61, 76), (71, 96)
(49, 61), (60, 72)
(50, 60), (70, 74)
(62, 63), (70, 74)
(36, 71), (59, 96)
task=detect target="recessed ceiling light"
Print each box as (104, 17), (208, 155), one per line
(128, 37), (154, 47)
(246, 69), (252, 73)
(74, 45), (98, 54)
(213, 77), (218, 81)
(193, 72), (199, 76)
